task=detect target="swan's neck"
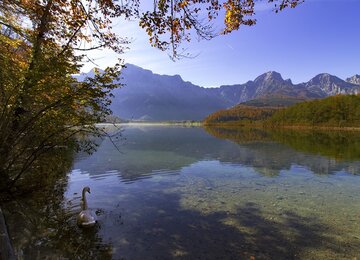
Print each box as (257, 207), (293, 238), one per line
(81, 190), (88, 210)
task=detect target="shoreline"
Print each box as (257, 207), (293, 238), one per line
(98, 122), (360, 131)
(271, 125), (360, 131)
(203, 123), (360, 132)
(97, 121), (202, 127)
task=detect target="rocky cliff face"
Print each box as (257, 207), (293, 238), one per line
(217, 71), (324, 104)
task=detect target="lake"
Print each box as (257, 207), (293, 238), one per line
(3, 125), (360, 259)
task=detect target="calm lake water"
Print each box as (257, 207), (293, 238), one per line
(3, 125), (360, 259)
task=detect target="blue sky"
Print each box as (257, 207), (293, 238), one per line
(82, 0), (360, 87)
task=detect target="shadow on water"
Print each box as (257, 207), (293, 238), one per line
(3, 181), (360, 259)
(105, 190), (359, 259)
(3, 185), (113, 259)
(1, 147), (113, 259)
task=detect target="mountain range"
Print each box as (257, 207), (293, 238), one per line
(78, 64), (360, 121)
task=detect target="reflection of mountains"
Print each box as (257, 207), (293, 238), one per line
(72, 126), (232, 182)
(73, 126), (360, 182)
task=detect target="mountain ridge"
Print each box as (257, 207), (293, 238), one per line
(77, 64), (360, 121)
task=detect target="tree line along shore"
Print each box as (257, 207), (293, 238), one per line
(203, 95), (360, 129)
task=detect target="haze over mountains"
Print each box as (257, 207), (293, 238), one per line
(78, 64), (360, 121)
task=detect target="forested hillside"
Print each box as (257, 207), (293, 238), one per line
(203, 105), (279, 125)
(269, 95), (360, 127)
(204, 95), (360, 128)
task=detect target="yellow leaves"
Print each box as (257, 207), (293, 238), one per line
(0, 34), (29, 70)
(0, 0), (303, 61)
(223, 0), (242, 33)
(222, 0), (256, 34)
(0, 35), (20, 48)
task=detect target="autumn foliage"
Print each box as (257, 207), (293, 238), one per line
(203, 104), (280, 125)
(268, 94), (360, 127)
(205, 95), (360, 128)
(138, 0), (303, 58)
(0, 0), (123, 191)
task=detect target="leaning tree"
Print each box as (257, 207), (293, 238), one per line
(0, 0), (302, 192)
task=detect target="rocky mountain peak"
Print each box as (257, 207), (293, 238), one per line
(307, 73), (343, 86)
(306, 73), (359, 96)
(254, 71), (284, 84)
(346, 74), (360, 85)
(267, 70), (282, 77)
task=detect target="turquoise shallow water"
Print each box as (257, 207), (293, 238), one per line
(4, 126), (360, 259)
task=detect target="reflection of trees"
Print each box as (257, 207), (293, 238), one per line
(271, 130), (360, 161)
(10, 147), (74, 194)
(205, 126), (360, 176)
(205, 126), (273, 143)
(2, 148), (112, 259)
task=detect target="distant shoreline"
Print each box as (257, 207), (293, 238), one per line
(97, 121), (202, 127)
(204, 123), (360, 132)
(272, 125), (360, 131)
(98, 122), (360, 131)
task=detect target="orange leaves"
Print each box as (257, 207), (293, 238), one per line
(178, 1), (189, 9)
(1, 0), (304, 60)
(137, 0), (302, 58)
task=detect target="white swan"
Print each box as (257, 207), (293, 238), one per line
(77, 186), (96, 227)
